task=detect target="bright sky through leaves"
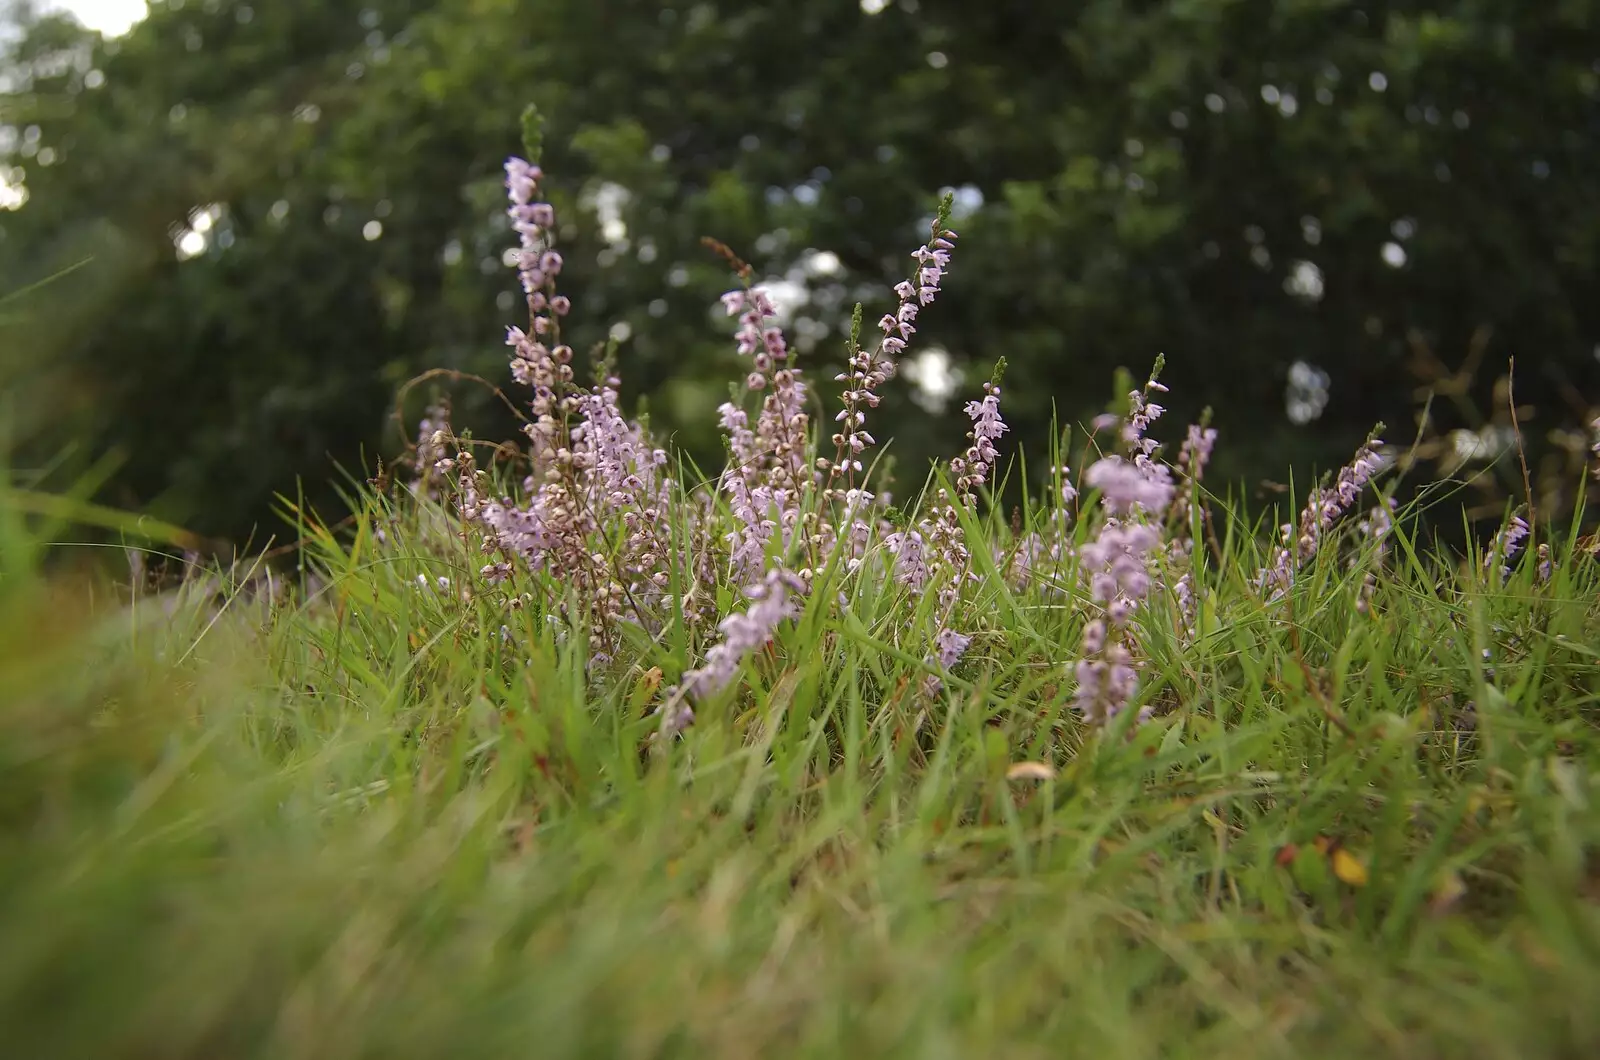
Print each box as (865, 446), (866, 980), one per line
(47, 0), (146, 37)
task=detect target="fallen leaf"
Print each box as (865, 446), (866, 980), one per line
(629, 666), (664, 713)
(1330, 847), (1369, 887)
(1430, 869), (1466, 914)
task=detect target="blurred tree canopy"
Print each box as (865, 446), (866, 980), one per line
(2, 0), (1597, 545)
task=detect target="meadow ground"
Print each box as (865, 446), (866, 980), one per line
(1, 472), (1597, 1060)
(4, 137), (1598, 1059)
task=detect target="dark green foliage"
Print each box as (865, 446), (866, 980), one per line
(3, 0), (1597, 542)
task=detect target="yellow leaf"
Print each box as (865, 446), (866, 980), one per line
(628, 666), (664, 714)
(1005, 761), (1056, 781)
(1330, 847), (1369, 887)
(1430, 870), (1466, 913)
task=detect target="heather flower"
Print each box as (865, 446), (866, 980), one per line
(933, 627), (971, 668)
(884, 527), (931, 591)
(725, 476), (777, 582)
(921, 625), (973, 697)
(505, 158), (552, 296)
(1058, 466), (1079, 508)
(1003, 531), (1049, 591)
(1171, 422), (1217, 525)
(1083, 456), (1175, 516)
(952, 381), (1008, 506)
(1123, 376), (1168, 459)
(1179, 423), (1217, 480)
(1354, 498), (1396, 613)
(406, 401), (454, 500)
(459, 153), (684, 664)
(1485, 512), (1530, 582)
(1077, 522), (1163, 604)
(1256, 434), (1385, 596)
(717, 286), (808, 544)
(1070, 439), (1178, 724)
(1074, 636), (1141, 726)
(825, 218), (957, 488)
(677, 568), (807, 703)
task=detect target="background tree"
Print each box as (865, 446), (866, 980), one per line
(3, 0), (1596, 545)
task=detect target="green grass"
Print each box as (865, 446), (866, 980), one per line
(2, 479), (1598, 1060)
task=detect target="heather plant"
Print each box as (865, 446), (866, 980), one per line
(422, 129), (1595, 748)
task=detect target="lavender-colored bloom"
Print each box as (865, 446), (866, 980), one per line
(1074, 641), (1141, 725)
(933, 627), (972, 669)
(1083, 457), (1175, 516)
(885, 529), (931, 591)
(826, 225), (957, 487)
(920, 625), (973, 697)
(505, 158), (557, 298)
(1180, 424), (1217, 480)
(1122, 377), (1168, 459)
(1500, 514), (1530, 556)
(715, 285), (809, 540)
(1256, 436), (1385, 596)
(1057, 465), (1079, 507)
(1171, 423), (1218, 524)
(680, 569), (807, 700)
(1078, 521), (1163, 608)
(1485, 513), (1530, 582)
(955, 382), (1008, 506)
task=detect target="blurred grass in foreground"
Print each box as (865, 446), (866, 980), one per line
(0, 475), (1597, 1060)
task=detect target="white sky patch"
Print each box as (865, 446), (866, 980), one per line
(1284, 260), (1324, 302)
(903, 347), (963, 413)
(44, 0), (148, 37)
(801, 248), (841, 278)
(583, 182), (631, 247)
(1285, 359), (1330, 425)
(0, 168), (26, 210)
(943, 183), (984, 222)
(760, 276), (809, 323)
(174, 203), (222, 261)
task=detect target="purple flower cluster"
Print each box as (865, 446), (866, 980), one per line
(1123, 375), (1168, 458)
(450, 141), (1434, 745)
(1171, 423), (1217, 524)
(408, 401), (453, 500)
(723, 288), (788, 388)
(1067, 372), (1186, 724)
(1079, 521), (1163, 612)
(1354, 499), (1396, 613)
(1257, 436), (1385, 597)
(1083, 456), (1175, 517)
(665, 567), (808, 732)
(1071, 457), (1172, 722)
(952, 382), (1008, 506)
(1485, 512), (1530, 582)
(921, 625), (973, 697)
(884, 527), (931, 592)
(1073, 618), (1140, 726)
(717, 288), (809, 570)
(826, 224), (956, 486)
(454, 157), (684, 664)
(502, 158), (577, 461)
